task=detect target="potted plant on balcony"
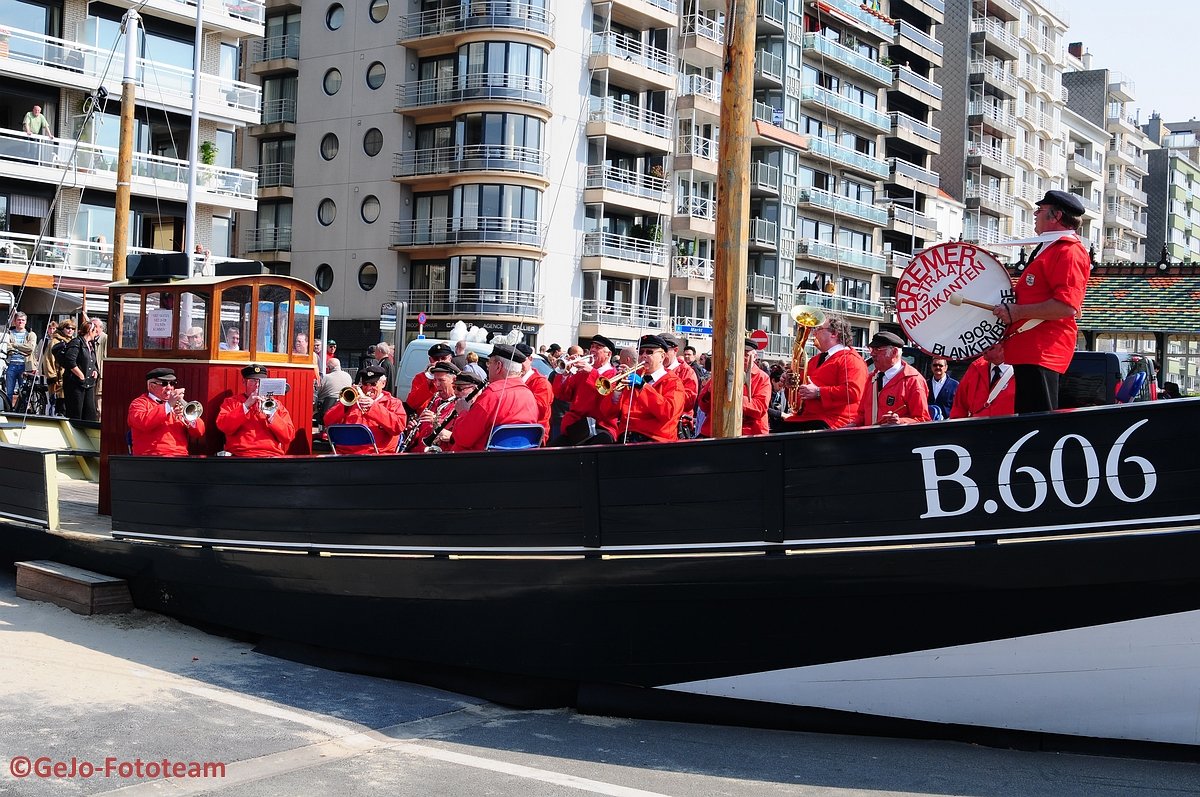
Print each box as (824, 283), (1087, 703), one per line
(649, 164), (666, 180)
(199, 141), (218, 187)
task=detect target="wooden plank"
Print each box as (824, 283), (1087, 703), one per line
(15, 560), (132, 615)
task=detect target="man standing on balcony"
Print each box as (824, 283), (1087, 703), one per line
(991, 190), (1090, 414)
(23, 104), (53, 164)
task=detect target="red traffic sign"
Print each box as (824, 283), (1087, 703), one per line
(417, 311), (427, 325)
(749, 329), (769, 350)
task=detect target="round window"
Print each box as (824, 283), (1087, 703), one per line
(358, 262), (378, 291)
(318, 198), (337, 226)
(320, 133), (339, 160)
(315, 264), (335, 292)
(366, 62), (386, 90)
(360, 195), (380, 223)
(363, 128), (383, 157)
(369, 0), (389, 23)
(326, 3), (344, 29)
(323, 68), (342, 95)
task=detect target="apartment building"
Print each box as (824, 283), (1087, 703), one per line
(1143, 114), (1200, 263)
(1060, 105), (1106, 253)
(0, 0), (262, 311)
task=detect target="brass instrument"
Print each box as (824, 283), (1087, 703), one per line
(785, 304), (827, 412)
(182, 401), (203, 423)
(261, 396), (278, 417)
(554, 353), (593, 375)
(595, 363), (648, 396)
(338, 386), (362, 407)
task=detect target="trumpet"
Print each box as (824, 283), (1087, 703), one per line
(181, 401), (203, 423)
(261, 396), (278, 417)
(338, 385), (362, 407)
(554, 353), (593, 374)
(595, 362), (647, 395)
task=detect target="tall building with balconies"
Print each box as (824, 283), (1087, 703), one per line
(1063, 47), (1155, 263)
(1060, 106), (1107, 254)
(0, 0), (262, 306)
(1143, 114), (1200, 264)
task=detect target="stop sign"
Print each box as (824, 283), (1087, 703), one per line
(749, 329), (769, 350)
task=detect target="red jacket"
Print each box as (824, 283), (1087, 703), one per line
(450, 377), (539, 451)
(127, 394), (205, 456)
(668, 360), (699, 411)
(786, 347), (869, 429)
(855, 362), (931, 426)
(407, 393), (457, 452)
(557, 363), (618, 437)
(949, 359), (1015, 419)
(216, 394), (296, 457)
(697, 366), (770, 437)
(523, 368), (554, 443)
(1004, 235), (1090, 373)
(407, 370), (435, 413)
(600, 367), (686, 442)
(323, 393), (407, 454)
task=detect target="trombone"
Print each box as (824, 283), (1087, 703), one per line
(595, 363), (647, 395)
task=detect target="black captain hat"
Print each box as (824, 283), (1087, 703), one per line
(1036, 189), (1085, 216)
(638, 334), (668, 351)
(428, 362), (460, 376)
(242, 364), (268, 378)
(427, 343), (453, 358)
(146, 367), (177, 382)
(867, 330), (906, 349)
(356, 364), (386, 384)
(589, 334), (616, 352)
(454, 371), (485, 387)
(490, 343), (526, 363)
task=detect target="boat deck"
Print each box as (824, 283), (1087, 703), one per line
(56, 478), (109, 537)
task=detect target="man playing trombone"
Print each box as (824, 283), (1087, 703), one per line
(216, 364), (297, 457)
(599, 334), (686, 444)
(127, 367), (206, 456)
(323, 364), (408, 454)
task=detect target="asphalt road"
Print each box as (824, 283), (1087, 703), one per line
(1, 569), (1197, 797)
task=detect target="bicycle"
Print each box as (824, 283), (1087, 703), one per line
(11, 372), (50, 416)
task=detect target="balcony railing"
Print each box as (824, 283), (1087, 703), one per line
(800, 84), (890, 131)
(392, 288), (543, 318)
(822, 0), (896, 39)
(808, 136), (889, 178)
(753, 101), (779, 125)
(243, 226), (292, 252)
(672, 256), (714, 281)
(750, 161), (780, 191)
(391, 217), (544, 248)
(967, 142), (1014, 168)
(580, 299), (663, 329)
(968, 101), (1015, 130)
(755, 50), (784, 83)
(680, 11), (724, 42)
(966, 183), (1015, 211)
(581, 231), (669, 266)
(797, 239), (887, 273)
(670, 315), (713, 334)
(399, 1), (553, 40)
(962, 225), (1003, 245)
(894, 19), (943, 57)
(260, 98), (297, 124)
(588, 96), (671, 139)
(801, 33), (892, 85)
(209, 0), (265, 25)
(970, 59), (1016, 90)
(250, 34), (299, 63)
(747, 273), (776, 302)
(893, 66), (943, 101)
(591, 31), (673, 76)
(395, 144), (547, 178)
(1104, 236), (1136, 254)
(676, 195), (716, 220)
(749, 218), (777, 246)
(678, 73), (720, 102)
(888, 203), (939, 232)
(969, 16), (1019, 53)
(795, 289), (885, 320)
(0, 230), (211, 276)
(889, 157), (939, 187)
(1069, 151), (1102, 174)
(678, 134), (717, 160)
(400, 74), (552, 109)
(889, 111), (941, 144)
(0, 126), (257, 199)
(798, 187), (889, 225)
(0, 25), (261, 115)
(256, 162), (294, 188)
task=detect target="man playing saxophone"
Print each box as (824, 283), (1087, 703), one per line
(323, 365), (407, 454)
(216, 364), (296, 457)
(126, 367), (206, 456)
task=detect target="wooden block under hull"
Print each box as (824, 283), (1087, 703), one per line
(15, 560), (132, 615)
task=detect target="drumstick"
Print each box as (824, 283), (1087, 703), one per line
(948, 293), (995, 311)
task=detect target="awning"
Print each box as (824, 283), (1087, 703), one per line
(8, 195), (51, 218)
(6, 287), (84, 315)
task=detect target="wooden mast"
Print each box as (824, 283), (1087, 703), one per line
(112, 9), (140, 282)
(711, 0), (757, 438)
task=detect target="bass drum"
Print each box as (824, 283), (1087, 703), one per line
(895, 242), (1014, 361)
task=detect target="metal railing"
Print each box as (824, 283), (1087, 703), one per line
(0, 230), (215, 276)
(801, 33), (892, 85)
(399, 73), (551, 109)
(392, 288), (542, 318)
(970, 59), (1016, 90)
(398, 1), (553, 40)
(587, 96), (671, 139)
(894, 19), (943, 56)
(795, 289), (885, 320)
(681, 11), (723, 42)
(889, 111), (941, 143)
(969, 16), (1019, 52)
(391, 217), (544, 248)
(586, 164), (670, 200)
(800, 84), (890, 131)
(256, 162), (294, 188)
(581, 231), (669, 266)
(968, 100), (1015, 129)
(677, 134), (717, 160)
(672, 256), (714, 281)
(893, 65), (943, 100)
(260, 98), (297, 124)
(676, 195), (715, 220)
(755, 50), (784, 82)
(678, 73), (720, 102)
(798, 187), (889, 225)
(962, 225), (1004, 245)
(580, 299), (663, 329)
(888, 203), (940, 232)
(250, 34), (299, 63)
(966, 183), (1015, 211)
(747, 273), (775, 302)
(591, 31), (673, 76)
(749, 217), (777, 246)
(797, 240), (887, 273)
(889, 157), (939, 186)
(1069, 151), (1102, 174)
(750, 161), (780, 191)
(822, 0), (896, 39)
(967, 142), (1014, 168)
(758, 0), (785, 27)
(395, 144), (547, 178)
(808, 136), (889, 178)
(242, 227), (292, 252)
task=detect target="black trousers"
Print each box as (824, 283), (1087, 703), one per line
(64, 379), (97, 421)
(1013, 364), (1059, 414)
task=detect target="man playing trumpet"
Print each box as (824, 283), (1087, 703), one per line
(216, 364), (297, 457)
(551, 335), (618, 446)
(324, 364), (407, 454)
(127, 367), (206, 456)
(599, 334), (686, 444)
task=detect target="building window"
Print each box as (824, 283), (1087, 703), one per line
(358, 263), (378, 291)
(320, 133), (339, 160)
(360, 195), (380, 223)
(318, 199), (336, 226)
(363, 128), (383, 156)
(326, 4), (344, 30)
(369, 0), (388, 22)
(323, 68), (342, 95)
(315, 264), (334, 292)
(366, 61), (386, 90)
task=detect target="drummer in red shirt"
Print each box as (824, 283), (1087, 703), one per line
(601, 334), (686, 443)
(445, 344), (538, 452)
(322, 364), (407, 453)
(127, 367), (206, 456)
(215, 364), (296, 457)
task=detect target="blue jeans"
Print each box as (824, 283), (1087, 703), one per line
(5, 362), (25, 405)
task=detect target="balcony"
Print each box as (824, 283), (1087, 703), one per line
(674, 195), (716, 235)
(0, 25), (261, 124)
(757, 0), (786, 29)
(676, 74), (721, 121)
(0, 230), (216, 280)
(399, 74), (552, 113)
(0, 126), (257, 209)
(392, 288), (543, 319)
(973, 0), (1018, 22)
(394, 144), (548, 181)
(807, 136), (889, 179)
(679, 12), (724, 68)
(795, 289), (886, 320)
(750, 161), (780, 195)
(586, 164), (670, 202)
(797, 240), (887, 273)
(257, 97), (297, 126)
(747, 273), (776, 304)
(1108, 71), (1136, 102)
(670, 256), (714, 294)
(969, 59), (1017, 97)
(1107, 178), (1147, 205)
(607, 0), (677, 30)
(799, 84), (890, 132)
(581, 231), (670, 269)
(892, 65), (943, 109)
(1068, 150), (1102, 178)
(818, 0), (897, 42)
(243, 226), (292, 254)
(256, 161), (294, 189)
(969, 16), (1020, 61)
(888, 158), (939, 193)
(966, 141), (1016, 176)
(250, 34), (299, 68)
(889, 112), (941, 153)
(965, 183), (1015, 215)
(801, 33), (892, 86)
(104, 0), (264, 36)
(1107, 113), (1142, 136)
(748, 217), (777, 249)
(1067, 189), (1100, 214)
(590, 31), (674, 91)
(968, 100), (1016, 137)
(893, 19), (944, 64)
(676, 134), (718, 174)
(797, 187), (888, 225)
(755, 50), (784, 87)
(587, 96), (671, 143)
(391, 217), (545, 249)
(398, 1), (553, 43)
(887, 203), (939, 235)
(580, 299), (663, 330)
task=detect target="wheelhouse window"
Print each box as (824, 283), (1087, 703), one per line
(218, 286), (251, 356)
(177, 291), (210, 352)
(257, 284), (292, 353)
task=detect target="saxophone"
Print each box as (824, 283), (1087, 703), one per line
(784, 304), (826, 413)
(398, 394), (442, 453)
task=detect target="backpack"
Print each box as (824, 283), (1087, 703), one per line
(52, 338), (75, 370)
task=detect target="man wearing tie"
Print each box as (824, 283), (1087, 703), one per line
(926, 357), (957, 420)
(950, 344), (1015, 419)
(850, 330), (931, 427)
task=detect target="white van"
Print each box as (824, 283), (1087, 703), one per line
(393, 339), (552, 403)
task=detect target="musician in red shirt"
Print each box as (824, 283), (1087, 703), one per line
(696, 339), (770, 437)
(992, 190), (1090, 413)
(403, 362), (459, 453)
(215, 364), (296, 457)
(601, 334), (686, 443)
(514, 343), (552, 444)
(406, 342), (454, 414)
(950, 343), (1015, 419)
(552, 334), (618, 446)
(446, 344), (537, 452)
(850, 331), (931, 427)
(322, 365), (408, 454)
(127, 367), (205, 456)
(787, 313), (868, 430)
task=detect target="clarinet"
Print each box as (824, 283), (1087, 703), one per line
(422, 383), (484, 450)
(398, 395), (441, 453)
